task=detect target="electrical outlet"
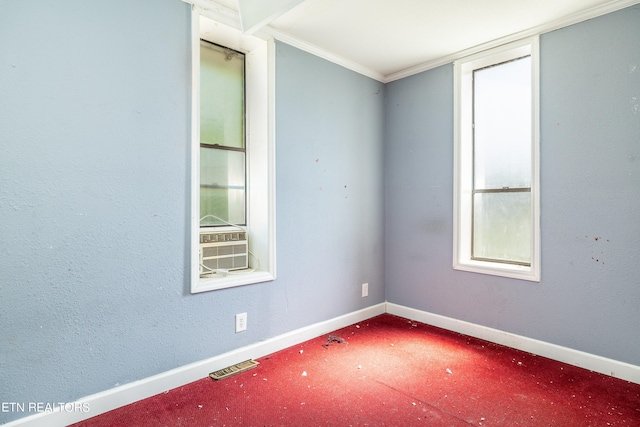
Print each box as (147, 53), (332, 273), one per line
(362, 283), (369, 297)
(235, 312), (247, 333)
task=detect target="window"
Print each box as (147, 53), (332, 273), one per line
(199, 41), (246, 227)
(190, 6), (276, 293)
(453, 38), (540, 281)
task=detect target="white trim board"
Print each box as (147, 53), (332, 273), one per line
(5, 301), (639, 426)
(265, 27), (386, 83)
(260, 0), (640, 83)
(3, 304), (386, 427)
(184, 0), (640, 83)
(386, 303), (640, 385)
(384, 0), (640, 82)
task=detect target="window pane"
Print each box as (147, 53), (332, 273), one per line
(473, 56), (531, 189)
(200, 41), (244, 149)
(473, 192), (531, 264)
(200, 147), (245, 226)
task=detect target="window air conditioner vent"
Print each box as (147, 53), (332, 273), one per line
(200, 227), (248, 276)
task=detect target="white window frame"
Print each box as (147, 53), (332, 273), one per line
(189, 4), (276, 293)
(453, 37), (540, 282)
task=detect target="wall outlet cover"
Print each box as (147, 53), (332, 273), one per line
(236, 312), (247, 333)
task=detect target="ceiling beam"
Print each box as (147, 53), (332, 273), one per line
(237, 0), (307, 34)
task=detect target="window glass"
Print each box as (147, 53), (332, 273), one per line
(200, 147), (246, 226)
(200, 40), (246, 226)
(471, 55), (532, 266)
(200, 41), (245, 149)
(473, 191), (531, 264)
(473, 56), (531, 189)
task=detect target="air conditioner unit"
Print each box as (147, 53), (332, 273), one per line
(199, 227), (248, 276)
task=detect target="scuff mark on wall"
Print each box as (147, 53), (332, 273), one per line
(631, 96), (639, 114)
(586, 235), (610, 265)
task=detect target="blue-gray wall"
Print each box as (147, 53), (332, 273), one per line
(0, 1), (385, 423)
(276, 43), (386, 324)
(1, 0), (638, 424)
(385, 6), (640, 366)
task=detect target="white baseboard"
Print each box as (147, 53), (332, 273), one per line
(6, 301), (639, 426)
(385, 302), (640, 385)
(4, 303), (386, 427)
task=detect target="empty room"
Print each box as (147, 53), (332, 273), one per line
(1, 0), (639, 426)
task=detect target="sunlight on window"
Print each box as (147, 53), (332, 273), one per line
(199, 41), (246, 227)
(473, 57), (531, 189)
(472, 56), (532, 265)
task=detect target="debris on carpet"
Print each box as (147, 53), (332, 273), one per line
(323, 334), (347, 347)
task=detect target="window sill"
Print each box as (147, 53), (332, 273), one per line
(192, 270), (276, 293)
(454, 259), (540, 282)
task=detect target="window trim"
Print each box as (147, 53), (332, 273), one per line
(190, 5), (276, 293)
(453, 37), (540, 282)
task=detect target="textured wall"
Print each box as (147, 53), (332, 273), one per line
(1, 0), (637, 424)
(385, 5), (640, 366)
(275, 41), (386, 324)
(0, 1), (385, 423)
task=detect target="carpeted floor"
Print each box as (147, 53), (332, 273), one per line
(71, 314), (640, 426)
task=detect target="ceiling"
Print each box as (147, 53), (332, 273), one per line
(212, 0), (639, 82)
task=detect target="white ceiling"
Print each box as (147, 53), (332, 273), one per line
(214, 0), (639, 82)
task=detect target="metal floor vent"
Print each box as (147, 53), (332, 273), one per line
(209, 360), (259, 380)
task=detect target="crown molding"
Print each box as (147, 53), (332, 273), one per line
(385, 0), (640, 82)
(183, 0), (640, 83)
(264, 27), (386, 82)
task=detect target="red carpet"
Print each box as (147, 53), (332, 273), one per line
(72, 314), (640, 426)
